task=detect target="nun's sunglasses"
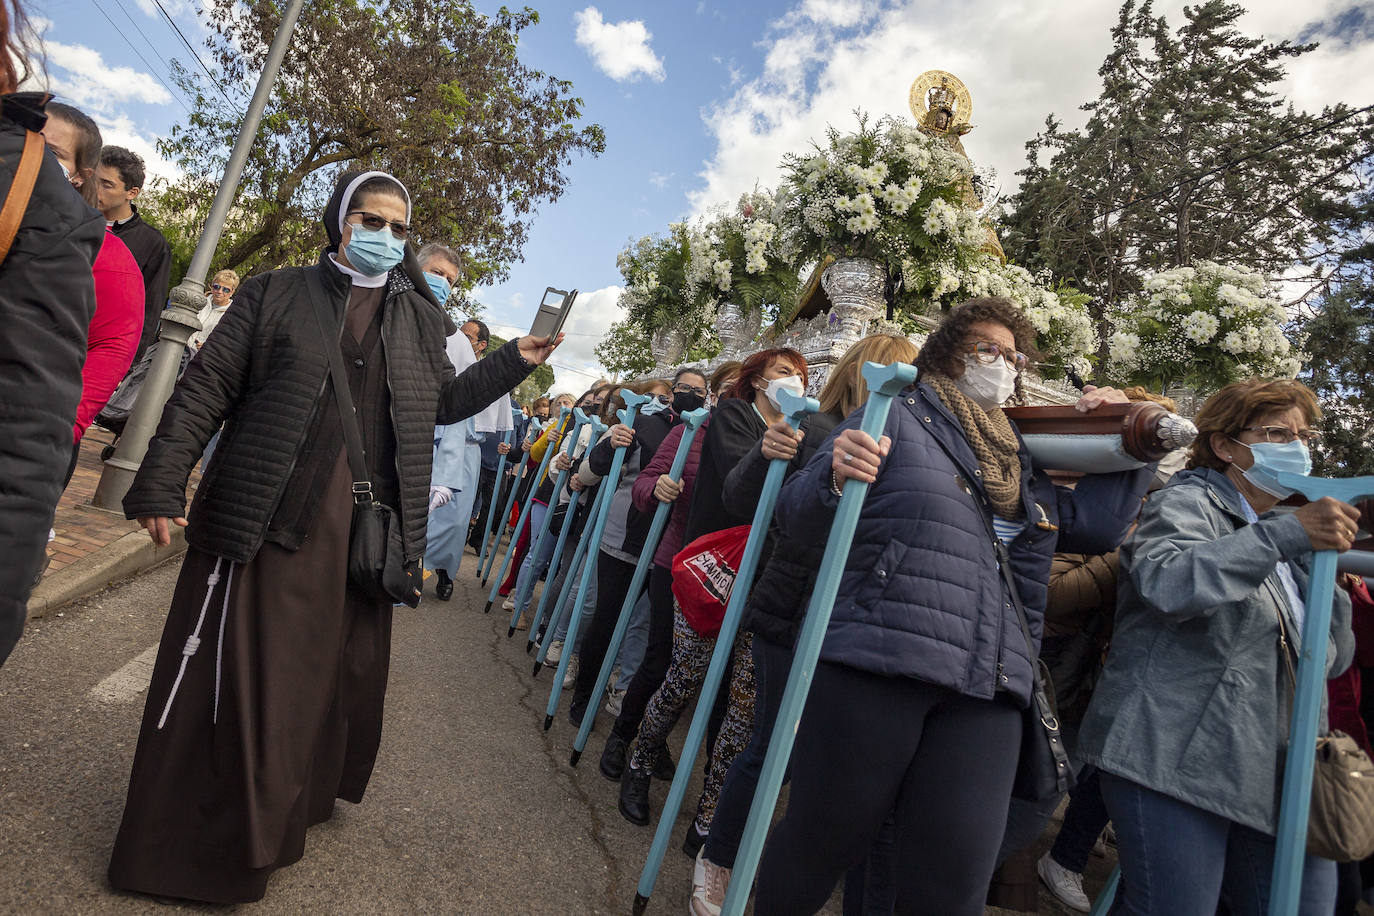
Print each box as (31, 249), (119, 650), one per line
(346, 210), (411, 239)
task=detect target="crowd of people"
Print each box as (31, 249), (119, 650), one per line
(3, 7), (1373, 915)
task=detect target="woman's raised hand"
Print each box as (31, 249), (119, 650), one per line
(832, 429), (890, 485)
(608, 424), (634, 449)
(654, 474), (683, 504)
(138, 516), (188, 548)
(761, 420), (804, 462)
(518, 333), (564, 366)
(1293, 497), (1362, 552)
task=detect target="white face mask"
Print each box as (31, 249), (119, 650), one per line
(955, 355), (1017, 409)
(761, 374), (805, 409)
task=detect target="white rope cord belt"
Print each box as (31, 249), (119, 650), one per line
(156, 556), (237, 730)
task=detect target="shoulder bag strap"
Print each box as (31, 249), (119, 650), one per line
(0, 130), (45, 265)
(302, 266), (373, 500)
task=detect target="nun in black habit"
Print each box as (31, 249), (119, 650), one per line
(108, 170), (560, 903)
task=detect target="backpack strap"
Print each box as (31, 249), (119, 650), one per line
(0, 130), (45, 265)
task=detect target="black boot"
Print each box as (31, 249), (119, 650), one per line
(434, 569), (453, 601)
(619, 764), (652, 826)
(600, 733), (628, 781)
(682, 821), (707, 859)
(651, 744), (677, 781)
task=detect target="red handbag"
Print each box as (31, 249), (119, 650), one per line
(671, 525), (751, 637)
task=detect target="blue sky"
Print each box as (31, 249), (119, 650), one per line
(32, 0), (1374, 393)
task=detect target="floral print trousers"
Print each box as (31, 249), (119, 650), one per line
(630, 602), (757, 833)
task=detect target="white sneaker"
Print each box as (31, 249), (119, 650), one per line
(605, 687), (626, 716)
(502, 595), (517, 612)
(690, 849), (730, 916)
(563, 656), (579, 689)
(544, 640), (563, 666)
(1037, 852), (1090, 913)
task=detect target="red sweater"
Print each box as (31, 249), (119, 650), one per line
(75, 231), (144, 440)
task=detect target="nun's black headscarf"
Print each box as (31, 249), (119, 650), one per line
(322, 168), (449, 318)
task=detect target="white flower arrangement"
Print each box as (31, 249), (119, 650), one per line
(1105, 261), (1303, 392)
(684, 188), (799, 321)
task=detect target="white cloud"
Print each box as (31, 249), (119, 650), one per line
(42, 39), (172, 113)
(689, 0), (1374, 217)
(574, 7), (666, 83)
(96, 113), (178, 183)
(648, 171), (674, 189)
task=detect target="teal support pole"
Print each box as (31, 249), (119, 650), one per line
(480, 431), (529, 586)
(507, 409), (589, 636)
(542, 390), (651, 730)
(721, 361), (917, 916)
(1089, 865), (1119, 916)
(476, 428), (514, 578)
(631, 388), (817, 913)
(1267, 473), (1374, 916)
(483, 406), (569, 613)
(529, 416), (606, 663)
(569, 405), (712, 766)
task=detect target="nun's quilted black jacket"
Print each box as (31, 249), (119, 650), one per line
(123, 251), (531, 564)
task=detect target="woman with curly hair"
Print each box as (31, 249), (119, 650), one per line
(736, 298), (1155, 915)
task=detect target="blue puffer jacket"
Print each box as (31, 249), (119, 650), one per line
(773, 382), (1154, 705)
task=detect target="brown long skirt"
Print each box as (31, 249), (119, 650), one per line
(108, 455), (392, 903)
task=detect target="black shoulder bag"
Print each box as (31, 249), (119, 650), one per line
(926, 428), (1073, 802)
(304, 268), (422, 608)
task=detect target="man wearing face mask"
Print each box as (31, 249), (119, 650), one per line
(1078, 377), (1358, 916)
(747, 300), (1154, 915)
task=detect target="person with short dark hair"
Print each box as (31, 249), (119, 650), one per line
(0, 1), (104, 666)
(97, 145), (171, 362)
(42, 101), (143, 478)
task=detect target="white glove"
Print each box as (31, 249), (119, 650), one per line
(429, 485), (453, 510)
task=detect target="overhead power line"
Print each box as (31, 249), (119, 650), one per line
(149, 0), (235, 107)
(86, 0), (194, 115)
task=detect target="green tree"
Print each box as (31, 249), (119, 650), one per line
(594, 319), (657, 378)
(1000, 0), (1369, 365)
(483, 332), (554, 401)
(1299, 175), (1374, 475)
(155, 0), (604, 289)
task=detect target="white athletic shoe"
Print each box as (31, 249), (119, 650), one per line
(544, 640), (563, 666)
(502, 595), (516, 612)
(604, 687), (626, 717)
(563, 656), (579, 689)
(689, 849), (730, 916)
(1037, 851), (1090, 913)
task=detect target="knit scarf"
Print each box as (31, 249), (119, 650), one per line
(926, 373), (1024, 520)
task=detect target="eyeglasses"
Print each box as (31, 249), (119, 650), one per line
(968, 340), (1028, 372)
(210, 284), (235, 294)
(346, 210), (411, 239)
(673, 383), (707, 397)
(1240, 425), (1322, 445)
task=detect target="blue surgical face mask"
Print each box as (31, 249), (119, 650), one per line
(639, 396), (670, 416)
(1232, 438), (1312, 498)
(344, 224), (406, 277)
(424, 271), (452, 303)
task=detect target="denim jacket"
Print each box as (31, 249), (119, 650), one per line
(1078, 468), (1354, 834)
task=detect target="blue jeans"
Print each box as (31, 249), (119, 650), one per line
(549, 549), (597, 652)
(511, 502), (554, 613)
(614, 588), (651, 691)
(1100, 771), (1336, 916)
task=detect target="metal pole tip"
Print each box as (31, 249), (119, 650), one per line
(543, 714), (554, 732)
(483, 601), (493, 614)
(506, 626), (516, 638)
(531, 662), (543, 678)
(569, 749), (582, 767)
(632, 894), (649, 916)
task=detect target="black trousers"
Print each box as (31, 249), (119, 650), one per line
(466, 466), (499, 551)
(755, 663), (1022, 916)
(569, 552), (642, 720)
(611, 564), (677, 741)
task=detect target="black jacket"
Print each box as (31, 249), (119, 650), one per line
(0, 93), (102, 665)
(683, 398), (766, 544)
(123, 251), (532, 564)
(109, 204), (171, 362)
(736, 410), (841, 649)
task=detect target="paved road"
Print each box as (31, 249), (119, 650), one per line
(0, 552), (1112, 915)
(0, 555), (750, 915)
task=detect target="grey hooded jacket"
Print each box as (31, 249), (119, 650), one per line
(1078, 467), (1354, 834)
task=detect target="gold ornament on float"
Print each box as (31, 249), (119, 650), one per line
(909, 70), (973, 136)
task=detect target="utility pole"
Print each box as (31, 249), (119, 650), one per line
(93, 0), (308, 511)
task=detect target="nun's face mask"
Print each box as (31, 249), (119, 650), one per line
(341, 194), (409, 277)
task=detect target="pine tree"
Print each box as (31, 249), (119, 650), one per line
(1000, 0), (1369, 367)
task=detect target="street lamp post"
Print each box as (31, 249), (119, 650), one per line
(93, 0), (308, 511)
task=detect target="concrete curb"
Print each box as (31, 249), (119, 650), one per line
(27, 527), (186, 620)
